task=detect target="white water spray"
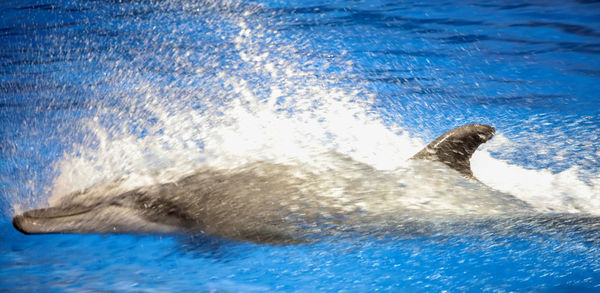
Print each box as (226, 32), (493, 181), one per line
(44, 2), (599, 216)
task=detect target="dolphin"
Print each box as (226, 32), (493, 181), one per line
(13, 123), (542, 243)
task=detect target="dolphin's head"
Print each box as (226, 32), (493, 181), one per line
(12, 191), (189, 235)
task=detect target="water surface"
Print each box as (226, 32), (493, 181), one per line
(1, 0), (600, 291)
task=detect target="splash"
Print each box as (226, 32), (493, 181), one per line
(45, 1), (599, 216)
(472, 135), (600, 215)
(49, 3), (422, 203)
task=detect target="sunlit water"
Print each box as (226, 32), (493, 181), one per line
(1, 0), (600, 291)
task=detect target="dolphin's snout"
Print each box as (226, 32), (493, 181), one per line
(13, 214), (32, 235)
(11, 206), (93, 235)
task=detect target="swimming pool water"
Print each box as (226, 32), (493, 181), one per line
(1, 0), (600, 291)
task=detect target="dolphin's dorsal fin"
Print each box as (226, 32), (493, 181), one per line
(410, 124), (495, 179)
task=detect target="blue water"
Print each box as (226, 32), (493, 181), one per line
(2, 0), (600, 291)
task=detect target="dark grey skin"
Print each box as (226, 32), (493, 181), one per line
(410, 123), (495, 180)
(16, 123), (590, 244)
